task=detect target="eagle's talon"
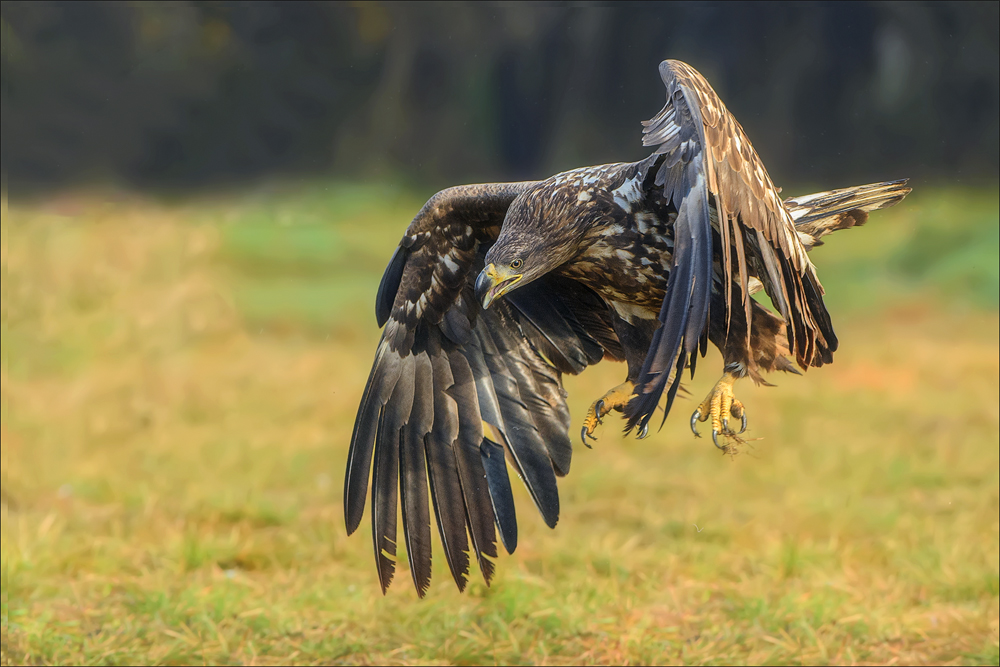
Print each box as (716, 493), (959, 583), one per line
(696, 370), (747, 449)
(728, 399), (747, 435)
(580, 381), (635, 446)
(711, 429), (725, 450)
(638, 422), (649, 439)
(690, 409), (702, 437)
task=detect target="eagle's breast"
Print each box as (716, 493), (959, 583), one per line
(557, 200), (676, 316)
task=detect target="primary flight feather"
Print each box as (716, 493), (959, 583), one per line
(345, 59), (910, 596)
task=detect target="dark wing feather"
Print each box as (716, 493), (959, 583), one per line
(346, 184), (621, 595)
(376, 244), (409, 327)
(507, 289), (592, 375)
(347, 184), (525, 596)
(345, 339), (400, 532)
(477, 322), (560, 528)
(661, 60), (836, 369)
(445, 348), (498, 585)
(399, 350), (434, 595)
(625, 71), (714, 433)
(371, 351), (414, 593)
(506, 277), (619, 474)
(480, 438), (517, 554)
(425, 344), (470, 589)
(627, 59), (845, 432)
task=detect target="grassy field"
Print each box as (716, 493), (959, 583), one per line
(1, 182), (998, 665)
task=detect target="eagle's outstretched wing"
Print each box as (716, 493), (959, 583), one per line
(345, 183), (622, 596)
(626, 59), (838, 433)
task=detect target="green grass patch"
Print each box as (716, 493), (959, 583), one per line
(215, 180), (423, 336)
(1, 182), (997, 665)
(810, 186), (999, 312)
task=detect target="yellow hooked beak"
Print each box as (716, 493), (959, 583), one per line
(475, 263), (523, 310)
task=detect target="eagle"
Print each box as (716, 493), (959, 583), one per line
(344, 60), (910, 596)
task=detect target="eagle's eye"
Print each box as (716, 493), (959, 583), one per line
(510, 258), (523, 270)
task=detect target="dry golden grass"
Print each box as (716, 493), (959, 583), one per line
(1, 184), (998, 665)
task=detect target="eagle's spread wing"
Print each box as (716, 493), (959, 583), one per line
(626, 59), (838, 433)
(346, 184), (622, 596)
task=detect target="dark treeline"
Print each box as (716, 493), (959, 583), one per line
(2, 1), (997, 194)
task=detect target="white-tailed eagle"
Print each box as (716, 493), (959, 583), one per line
(344, 60), (910, 595)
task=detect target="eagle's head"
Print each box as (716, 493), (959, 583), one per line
(476, 186), (593, 309)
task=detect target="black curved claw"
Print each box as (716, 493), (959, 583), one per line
(594, 399), (605, 425)
(711, 429), (725, 450)
(638, 422), (649, 439)
(690, 409), (702, 437)
(722, 417), (730, 434)
(581, 426), (594, 449)
(738, 413), (747, 434)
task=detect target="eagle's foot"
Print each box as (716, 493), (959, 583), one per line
(581, 381), (635, 447)
(691, 371), (746, 450)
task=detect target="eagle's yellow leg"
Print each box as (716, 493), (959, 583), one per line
(581, 381), (635, 447)
(691, 370), (747, 449)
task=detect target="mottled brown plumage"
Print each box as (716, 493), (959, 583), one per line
(345, 60), (910, 595)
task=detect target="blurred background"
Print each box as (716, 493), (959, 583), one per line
(2, 1), (998, 192)
(2, 2), (998, 665)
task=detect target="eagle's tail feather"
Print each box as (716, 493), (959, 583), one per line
(786, 179), (911, 250)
